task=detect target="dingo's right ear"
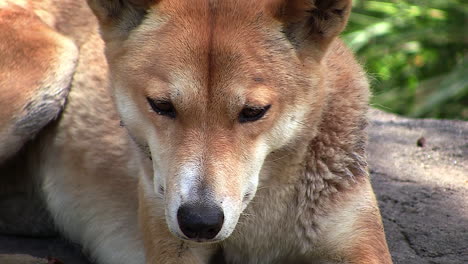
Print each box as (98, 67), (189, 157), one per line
(266, 0), (352, 61)
(87, 0), (158, 41)
(0, 4), (78, 162)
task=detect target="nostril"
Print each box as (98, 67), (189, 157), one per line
(206, 227), (218, 238)
(177, 203), (224, 240)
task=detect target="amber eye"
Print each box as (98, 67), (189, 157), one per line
(147, 98), (176, 118)
(239, 105), (271, 123)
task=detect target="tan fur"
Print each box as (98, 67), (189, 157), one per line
(0, 0), (392, 263)
(0, 1), (77, 162)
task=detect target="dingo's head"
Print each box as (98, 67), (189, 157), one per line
(89, 0), (351, 242)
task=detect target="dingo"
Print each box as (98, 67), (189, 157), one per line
(0, 0), (392, 263)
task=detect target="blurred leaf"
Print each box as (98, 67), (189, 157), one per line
(343, 22), (393, 51)
(410, 56), (468, 117)
(344, 0), (468, 120)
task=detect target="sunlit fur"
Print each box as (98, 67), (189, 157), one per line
(0, 1), (77, 161)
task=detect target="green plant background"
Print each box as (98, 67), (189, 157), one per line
(343, 0), (467, 120)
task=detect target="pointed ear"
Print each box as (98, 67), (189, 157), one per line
(87, 0), (158, 41)
(267, 0), (352, 60)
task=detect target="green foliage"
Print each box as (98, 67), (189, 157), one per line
(343, 0), (468, 120)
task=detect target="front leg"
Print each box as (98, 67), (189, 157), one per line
(335, 216), (391, 264)
(319, 180), (392, 264)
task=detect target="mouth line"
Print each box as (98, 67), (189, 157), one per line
(243, 192), (253, 203)
(178, 237), (223, 244)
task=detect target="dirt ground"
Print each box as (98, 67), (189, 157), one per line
(1, 109), (467, 264)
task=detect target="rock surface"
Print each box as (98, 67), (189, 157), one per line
(0, 254), (48, 264)
(368, 110), (467, 264)
(0, 110), (466, 264)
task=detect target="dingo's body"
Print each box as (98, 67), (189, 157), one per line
(0, 0), (392, 263)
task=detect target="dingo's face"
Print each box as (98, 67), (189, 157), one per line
(92, 0), (349, 242)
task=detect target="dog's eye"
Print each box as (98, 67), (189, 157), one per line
(147, 98), (176, 118)
(239, 105), (271, 123)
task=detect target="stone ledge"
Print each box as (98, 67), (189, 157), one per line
(0, 254), (47, 264)
(368, 109), (467, 264)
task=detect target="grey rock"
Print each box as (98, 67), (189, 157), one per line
(368, 110), (467, 264)
(0, 236), (89, 264)
(0, 254), (47, 264)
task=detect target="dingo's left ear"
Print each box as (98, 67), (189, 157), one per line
(87, 0), (158, 41)
(0, 4), (78, 162)
(267, 0), (352, 60)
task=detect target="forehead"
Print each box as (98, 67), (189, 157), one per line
(120, 0), (301, 102)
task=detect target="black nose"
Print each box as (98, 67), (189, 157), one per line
(177, 203), (224, 240)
